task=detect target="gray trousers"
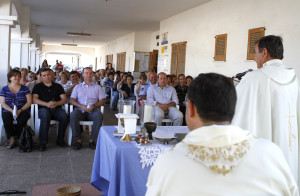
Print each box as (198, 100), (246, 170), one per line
(70, 109), (103, 141)
(154, 106), (183, 126)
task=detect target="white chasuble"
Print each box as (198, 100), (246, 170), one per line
(232, 60), (300, 186)
(146, 125), (298, 196)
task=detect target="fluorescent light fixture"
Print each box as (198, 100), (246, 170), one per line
(61, 43), (78, 46)
(67, 32), (91, 36)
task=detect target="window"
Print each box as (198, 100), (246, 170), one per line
(117, 52), (126, 72)
(170, 42), (187, 76)
(247, 27), (265, 60)
(214, 34), (227, 61)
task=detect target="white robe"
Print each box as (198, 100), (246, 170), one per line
(232, 59), (300, 186)
(146, 125), (298, 196)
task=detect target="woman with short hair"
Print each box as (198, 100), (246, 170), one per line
(0, 69), (32, 149)
(20, 68), (30, 85)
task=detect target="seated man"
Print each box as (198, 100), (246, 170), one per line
(32, 68), (69, 151)
(175, 74), (188, 125)
(147, 72), (183, 126)
(65, 71), (80, 98)
(146, 73), (298, 195)
(70, 67), (105, 150)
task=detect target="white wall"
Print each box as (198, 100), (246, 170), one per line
(150, 30), (160, 51)
(96, 32), (135, 71)
(158, 0), (300, 77)
(134, 32), (152, 52)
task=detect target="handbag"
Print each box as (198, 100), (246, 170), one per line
(18, 125), (35, 152)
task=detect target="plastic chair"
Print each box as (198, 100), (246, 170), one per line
(67, 105), (104, 146)
(161, 105), (180, 126)
(0, 103), (35, 145)
(34, 103), (68, 143)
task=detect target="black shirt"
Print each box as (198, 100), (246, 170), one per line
(175, 84), (188, 104)
(121, 83), (136, 99)
(32, 82), (65, 109)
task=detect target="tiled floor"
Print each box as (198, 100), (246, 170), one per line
(0, 104), (118, 195)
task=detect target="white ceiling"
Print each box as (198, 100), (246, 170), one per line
(19, 0), (210, 47)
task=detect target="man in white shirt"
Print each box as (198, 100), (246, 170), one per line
(146, 73), (298, 196)
(232, 35), (300, 185)
(147, 72), (183, 126)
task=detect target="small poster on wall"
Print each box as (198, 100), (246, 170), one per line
(158, 55), (168, 72)
(161, 46), (168, 54)
(161, 32), (168, 45)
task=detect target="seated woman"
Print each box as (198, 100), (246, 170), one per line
(0, 69), (32, 149)
(119, 75), (136, 100)
(26, 69), (42, 92)
(28, 72), (36, 82)
(20, 68), (30, 85)
(57, 71), (72, 91)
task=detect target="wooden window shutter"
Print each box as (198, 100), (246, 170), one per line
(170, 42), (187, 76)
(170, 44), (178, 75)
(247, 27), (265, 60)
(214, 34), (227, 61)
(117, 52), (126, 72)
(177, 42), (186, 75)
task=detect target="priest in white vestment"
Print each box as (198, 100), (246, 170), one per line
(232, 35), (300, 186)
(146, 73), (298, 196)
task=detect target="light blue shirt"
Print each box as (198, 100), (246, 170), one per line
(139, 84), (149, 96)
(71, 81), (105, 112)
(147, 84), (179, 104)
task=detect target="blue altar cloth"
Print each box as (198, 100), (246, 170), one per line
(91, 126), (151, 196)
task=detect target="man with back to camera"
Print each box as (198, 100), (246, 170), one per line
(70, 67), (105, 150)
(32, 68), (68, 151)
(232, 35), (300, 186)
(146, 73), (298, 195)
(147, 72), (183, 126)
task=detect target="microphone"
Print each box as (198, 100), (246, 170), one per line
(233, 69), (253, 80)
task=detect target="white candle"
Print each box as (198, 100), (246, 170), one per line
(124, 118), (137, 134)
(143, 105), (152, 122)
(123, 105), (132, 114)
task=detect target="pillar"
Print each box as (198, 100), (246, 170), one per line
(0, 0), (17, 89)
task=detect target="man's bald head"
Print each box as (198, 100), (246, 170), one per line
(149, 72), (157, 85)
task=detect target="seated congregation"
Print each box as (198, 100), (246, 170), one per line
(0, 63), (193, 151)
(0, 35), (299, 195)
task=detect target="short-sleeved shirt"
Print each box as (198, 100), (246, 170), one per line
(32, 82), (65, 109)
(57, 80), (72, 92)
(147, 84), (179, 105)
(0, 85), (31, 113)
(71, 81), (105, 112)
(139, 84), (150, 96)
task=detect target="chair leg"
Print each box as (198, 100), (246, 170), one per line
(67, 126), (72, 146)
(89, 125), (92, 135)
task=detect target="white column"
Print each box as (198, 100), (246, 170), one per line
(10, 41), (21, 68)
(30, 48), (37, 72)
(0, 0), (18, 88)
(21, 42), (30, 68)
(35, 50), (40, 70)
